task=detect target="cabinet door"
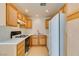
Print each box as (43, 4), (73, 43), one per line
(6, 4), (17, 27)
(17, 41), (25, 56)
(20, 24), (25, 28)
(45, 20), (49, 29)
(39, 35), (47, 46)
(27, 20), (32, 28)
(17, 12), (23, 20)
(25, 21), (28, 28)
(23, 16), (28, 28)
(31, 35), (38, 46)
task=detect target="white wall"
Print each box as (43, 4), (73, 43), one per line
(0, 3), (6, 26)
(30, 17), (47, 35)
(67, 18), (79, 56)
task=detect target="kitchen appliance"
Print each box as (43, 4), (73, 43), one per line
(25, 36), (30, 53)
(10, 31), (21, 38)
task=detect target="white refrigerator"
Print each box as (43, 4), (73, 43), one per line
(48, 12), (65, 56)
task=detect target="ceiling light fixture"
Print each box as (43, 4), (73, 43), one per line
(35, 14), (39, 17)
(25, 9), (29, 13)
(45, 9), (49, 13)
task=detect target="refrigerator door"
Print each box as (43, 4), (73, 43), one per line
(48, 12), (65, 56)
(48, 13), (60, 56)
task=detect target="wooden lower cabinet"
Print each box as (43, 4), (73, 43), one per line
(39, 35), (47, 46)
(6, 4), (17, 27)
(17, 41), (25, 56)
(30, 35), (47, 46)
(30, 35), (39, 46)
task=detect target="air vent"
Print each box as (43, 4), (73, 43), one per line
(40, 3), (46, 6)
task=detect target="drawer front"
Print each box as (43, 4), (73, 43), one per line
(17, 41), (25, 56)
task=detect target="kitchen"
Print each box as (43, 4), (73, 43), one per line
(0, 3), (65, 56)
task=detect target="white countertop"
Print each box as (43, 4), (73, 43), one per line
(0, 33), (45, 45)
(0, 35), (30, 45)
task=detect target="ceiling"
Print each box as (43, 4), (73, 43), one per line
(14, 3), (64, 18)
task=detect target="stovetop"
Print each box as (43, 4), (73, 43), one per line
(15, 35), (28, 38)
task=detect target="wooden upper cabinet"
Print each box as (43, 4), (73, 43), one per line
(25, 21), (28, 28)
(23, 15), (26, 22)
(6, 4), (32, 28)
(65, 4), (79, 16)
(6, 4), (17, 27)
(27, 19), (32, 28)
(45, 20), (49, 29)
(17, 12), (23, 20)
(17, 12), (32, 28)
(29, 35), (47, 46)
(23, 16), (32, 28)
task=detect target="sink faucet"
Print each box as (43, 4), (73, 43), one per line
(37, 29), (40, 35)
